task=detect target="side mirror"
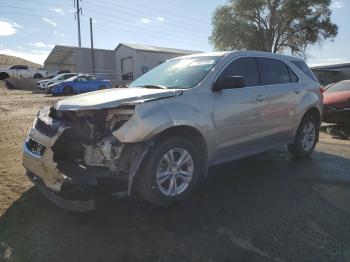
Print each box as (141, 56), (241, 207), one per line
(213, 76), (245, 91)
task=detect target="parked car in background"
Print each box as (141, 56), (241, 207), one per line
(37, 73), (77, 90)
(47, 69), (71, 79)
(23, 51), (322, 211)
(323, 80), (350, 124)
(46, 74), (112, 95)
(0, 65), (47, 80)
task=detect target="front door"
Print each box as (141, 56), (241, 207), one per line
(212, 57), (269, 164)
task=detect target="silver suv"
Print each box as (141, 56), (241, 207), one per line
(23, 51), (322, 211)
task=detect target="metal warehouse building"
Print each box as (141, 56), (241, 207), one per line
(44, 45), (117, 81)
(114, 43), (200, 83)
(44, 43), (200, 84)
(311, 62), (350, 85)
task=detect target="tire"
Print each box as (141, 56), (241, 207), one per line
(137, 137), (202, 206)
(99, 85), (106, 90)
(33, 73), (43, 79)
(288, 114), (320, 158)
(0, 72), (9, 80)
(63, 86), (74, 95)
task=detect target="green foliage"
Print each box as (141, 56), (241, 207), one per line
(210, 0), (338, 56)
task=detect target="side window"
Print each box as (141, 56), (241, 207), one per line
(259, 58), (291, 85)
(78, 76), (87, 81)
(291, 61), (318, 82)
(288, 68), (299, 83)
(18, 65), (28, 70)
(10, 65), (19, 69)
(219, 57), (260, 87)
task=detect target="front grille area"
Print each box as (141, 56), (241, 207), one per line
(35, 118), (57, 137)
(27, 138), (47, 156)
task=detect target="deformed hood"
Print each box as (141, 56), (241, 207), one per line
(55, 88), (183, 111)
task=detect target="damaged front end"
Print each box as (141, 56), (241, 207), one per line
(23, 105), (151, 212)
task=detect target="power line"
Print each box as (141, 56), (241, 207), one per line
(9, 0), (210, 35)
(83, 1), (210, 34)
(0, 4), (62, 13)
(0, 11), (73, 21)
(0, 10), (208, 49)
(0, 4), (209, 44)
(83, 10), (208, 43)
(80, 16), (208, 47)
(102, 0), (209, 25)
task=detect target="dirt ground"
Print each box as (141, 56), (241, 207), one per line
(0, 82), (350, 262)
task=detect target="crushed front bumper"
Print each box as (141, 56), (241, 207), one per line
(26, 171), (95, 212)
(22, 111), (96, 212)
(22, 108), (151, 211)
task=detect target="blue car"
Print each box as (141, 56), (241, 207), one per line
(47, 74), (112, 95)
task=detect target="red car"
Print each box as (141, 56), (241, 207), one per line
(323, 80), (350, 124)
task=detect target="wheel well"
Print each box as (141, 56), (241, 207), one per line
(0, 72), (9, 80)
(303, 107), (321, 126)
(64, 86), (73, 92)
(34, 73), (43, 79)
(154, 125), (208, 165)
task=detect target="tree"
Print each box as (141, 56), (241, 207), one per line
(210, 0), (338, 56)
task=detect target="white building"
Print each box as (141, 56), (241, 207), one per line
(44, 43), (200, 84)
(114, 43), (200, 83)
(44, 45), (117, 81)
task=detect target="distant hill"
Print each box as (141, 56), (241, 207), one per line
(0, 54), (41, 69)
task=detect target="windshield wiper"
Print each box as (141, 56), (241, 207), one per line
(141, 85), (168, 89)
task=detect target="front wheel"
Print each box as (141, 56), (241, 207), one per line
(137, 137), (202, 206)
(288, 115), (319, 158)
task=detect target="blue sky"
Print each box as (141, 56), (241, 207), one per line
(0, 0), (348, 66)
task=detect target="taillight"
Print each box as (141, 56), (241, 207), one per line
(319, 87), (324, 99)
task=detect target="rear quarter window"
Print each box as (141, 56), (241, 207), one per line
(291, 61), (318, 82)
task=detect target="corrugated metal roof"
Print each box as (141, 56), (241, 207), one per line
(44, 45), (114, 66)
(115, 43), (201, 55)
(310, 62), (350, 70)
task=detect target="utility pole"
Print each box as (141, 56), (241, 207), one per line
(74, 0), (82, 47)
(90, 18), (96, 74)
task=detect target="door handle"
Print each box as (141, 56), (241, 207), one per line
(294, 88), (301, 94)
(256, 94), (265, 102)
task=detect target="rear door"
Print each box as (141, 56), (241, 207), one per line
(213, 57), (270, 163)
(257, 57), (301, 142)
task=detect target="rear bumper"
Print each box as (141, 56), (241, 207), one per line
(323, 107), (350, 124)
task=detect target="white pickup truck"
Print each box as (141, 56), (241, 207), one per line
(0, 65), (47, 80)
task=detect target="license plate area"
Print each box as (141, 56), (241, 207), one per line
(26, 138), (47, 156)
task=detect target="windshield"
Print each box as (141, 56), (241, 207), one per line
(53, 74), (64, 80)
(130, 56), (221, 89)
(65, 76), (77, 82)
(325, 81), (350, 93)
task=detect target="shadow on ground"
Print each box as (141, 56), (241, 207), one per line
(1, 148), (350, 262)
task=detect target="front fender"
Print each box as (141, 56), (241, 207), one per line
(113, 96), (214, 157)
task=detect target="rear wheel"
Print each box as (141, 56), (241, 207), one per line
(63, 86), (74, 95)
(288, 114), (319, 158)
(137, 137), (202, 206)
(0, 72), (9, 80)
